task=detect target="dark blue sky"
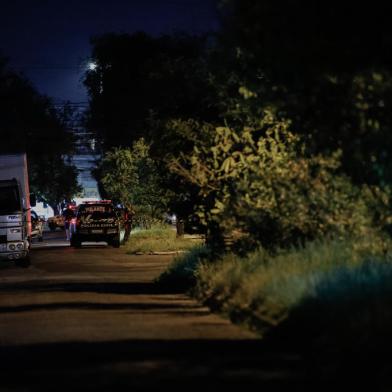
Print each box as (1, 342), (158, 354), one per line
(0, 0), (220, 102)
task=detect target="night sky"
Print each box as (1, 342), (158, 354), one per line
(0, 0), (220, 103)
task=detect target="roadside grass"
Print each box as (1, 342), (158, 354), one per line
(125, 225), (203, 254)
(157, 232), (392, 362)
(274, 259), (392, 353)
(155, 245), (212, 292)
(194, 236), (391, 334)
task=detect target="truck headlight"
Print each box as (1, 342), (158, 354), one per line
(16, 243), (24, 250)
(9, 244), (16, 250)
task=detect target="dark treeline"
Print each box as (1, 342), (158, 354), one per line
(85, 0), (392, 186)
(84, 0), (392, 248)
(2, 0), (392, 241)
(0, 56), (80, 213)
(221, 0), (392, 185)
(84, 31), (221, 150)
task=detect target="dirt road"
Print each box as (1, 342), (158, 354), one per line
(0, 232), (305, 391)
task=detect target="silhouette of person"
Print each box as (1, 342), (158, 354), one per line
(62, 205), (76, 241)
(123, 207), (134, 242)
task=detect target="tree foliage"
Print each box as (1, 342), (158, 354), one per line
(170, 111), (374, 252)
(83, 32), (224, 225)
(82, 3), (392, 249)
(217, 0), (392, 186)
(84, 32), (219, 150)
(29, 156), (81, 215)
(0, 56), (80, 211)
(219, 0), (392, 78)
(100, 139), (169, 226)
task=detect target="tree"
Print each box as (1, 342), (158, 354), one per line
(0, 56), (81, 210)
(29, 156), (82, 215)
(170, 110), (373, 253)
(216, 0), (392, 186)
(84, 32), (224, 229)
(84, 32), (220, 150)
(100, 139), (169, 227)
(219, 0), (392, 79)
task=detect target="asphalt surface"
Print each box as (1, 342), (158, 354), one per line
(0, 231), (310, 391)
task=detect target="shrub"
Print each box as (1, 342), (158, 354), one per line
(170, 111), (376, 253)
(100, 139), (170, 226)
(155, 245), (212, 292)
(277, 259), (392, 354)
(194, 235), (392, 336)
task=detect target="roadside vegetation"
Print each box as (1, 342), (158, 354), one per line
(156, 245), (212, 291)
(0, 57), (81, 213)
(125, 225), (203, 254)
(157, 234), (392, 362)
(154, 108), (392, 367)
(80, 0), (392, 380)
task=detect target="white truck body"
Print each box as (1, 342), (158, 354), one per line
(0, 154), (32, 263)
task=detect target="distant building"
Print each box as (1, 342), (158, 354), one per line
(34, 104), (101, 219)
(65, 106), (101, 204)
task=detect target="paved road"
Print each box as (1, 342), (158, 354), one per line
(0, 232), (306, 391)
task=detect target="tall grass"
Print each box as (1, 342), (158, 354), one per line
(155, 245), (212, 292)
(156, 232), (392, 383)
(125, 225), (203, 254)
(277, 259), (392, 353)
(156, 232), (392, 361)
(193, 234), (392, 357)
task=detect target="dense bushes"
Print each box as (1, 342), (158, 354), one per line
(155, 245), (212, 292)
(170, 111), (387, 253)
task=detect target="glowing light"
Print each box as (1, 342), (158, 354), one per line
(87, 61), (98, 71)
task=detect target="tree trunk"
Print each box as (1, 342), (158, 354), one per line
(206, 220), (226, 257)
(176, 218), (185, 237)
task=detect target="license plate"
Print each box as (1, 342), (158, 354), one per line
(91, 229), (103, 234)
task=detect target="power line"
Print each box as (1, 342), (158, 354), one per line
(53, 102), (89, 105)
(53, 102), (89, 106)
(16, 66), (84, 70)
